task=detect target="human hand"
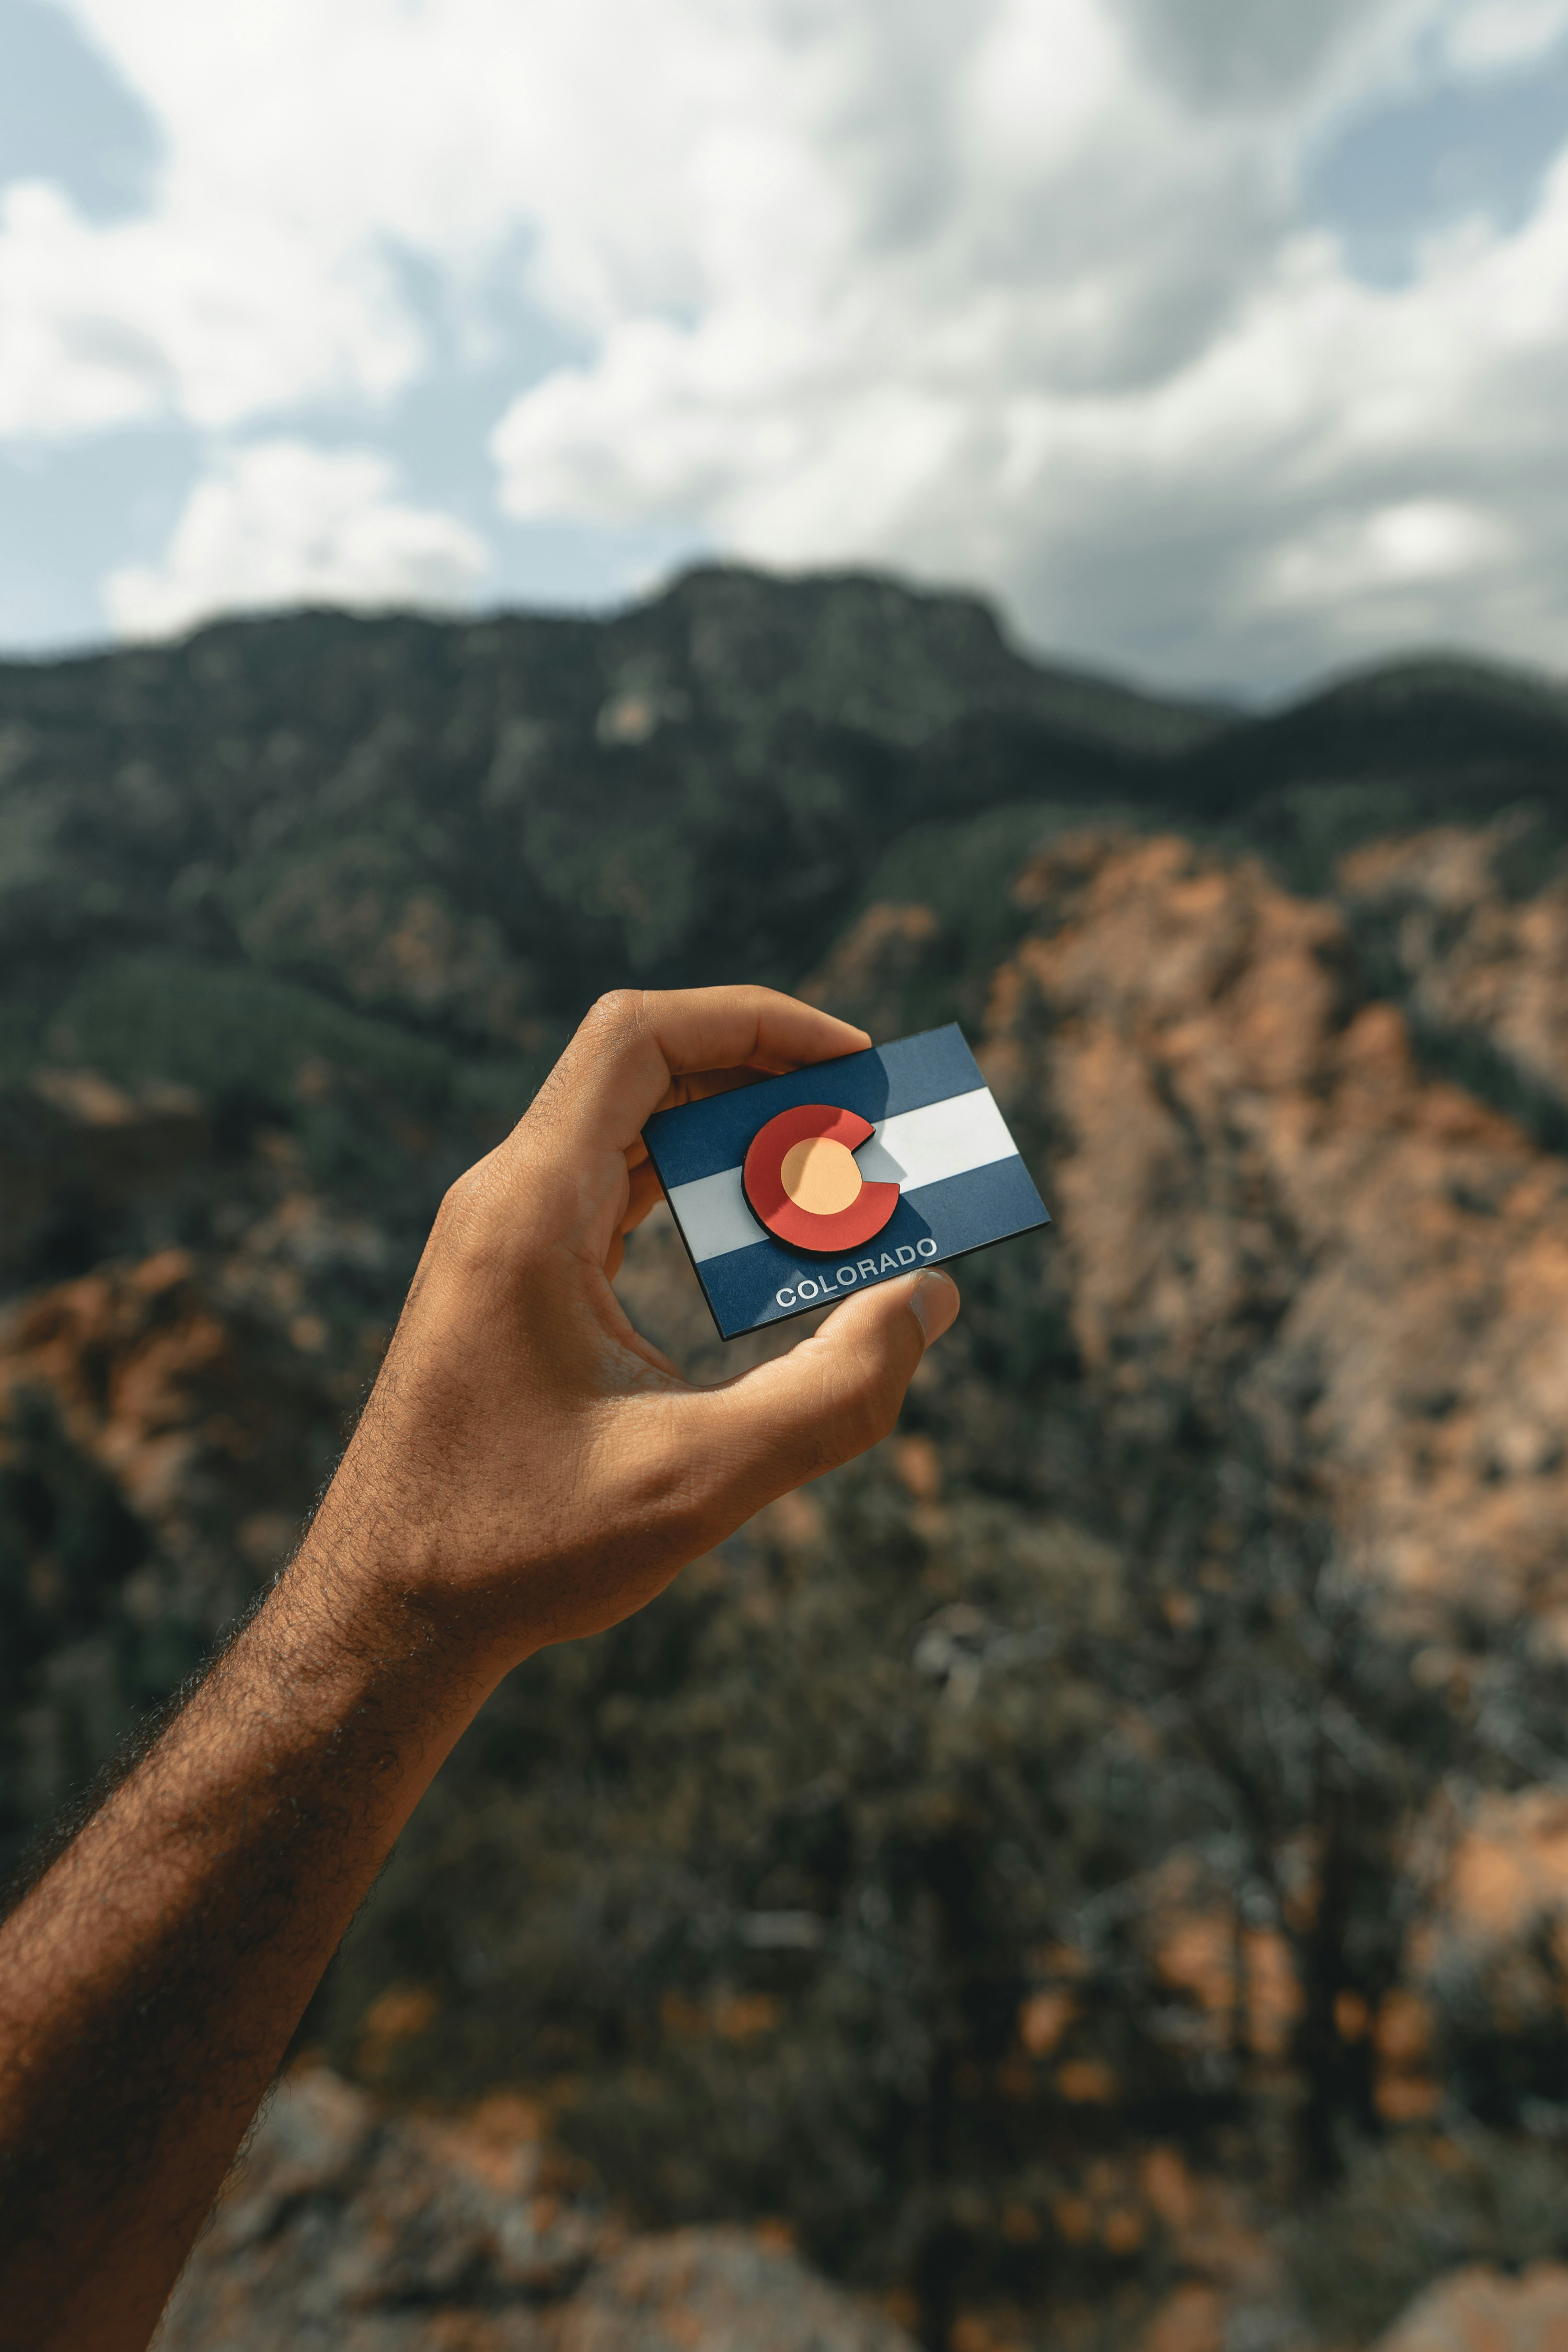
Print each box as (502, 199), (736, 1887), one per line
(309, 987), (960, 1680)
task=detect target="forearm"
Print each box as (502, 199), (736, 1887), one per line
(0, 1528), (496, 2352)
(0, 986), (952, 2352)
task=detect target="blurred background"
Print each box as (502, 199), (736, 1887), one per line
(8, 6), (1568, 2351)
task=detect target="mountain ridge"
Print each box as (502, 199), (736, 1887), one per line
(4, 561), (1568, 1152)
(11, 565), (1568, 2350)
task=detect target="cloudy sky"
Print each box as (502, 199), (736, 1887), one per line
(3, 0), (1567, 696)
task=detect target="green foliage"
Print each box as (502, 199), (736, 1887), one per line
(44, 954), (457, 1106)
(849, 803), (1146, 1035)
(0, 1387), (205, 1861)
(40, 952), (543, 1188)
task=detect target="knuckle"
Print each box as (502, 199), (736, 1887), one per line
(431, 1160), (513, 1277)
(435, 1167), (479, 1231)
(590, 987), (644, 1027)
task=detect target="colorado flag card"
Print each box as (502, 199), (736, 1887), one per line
(641, 1024), (1051, 1341)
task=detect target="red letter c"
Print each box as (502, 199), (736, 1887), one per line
(743, 1103), (901, 1253)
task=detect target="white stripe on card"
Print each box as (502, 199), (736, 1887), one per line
(857, 1088), (1017, 1191)
(666, 1164), (767, 1262)
(667, 1088), (1019, 1264)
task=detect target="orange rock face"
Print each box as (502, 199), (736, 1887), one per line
(1373, 2263), (1568, 2352)
(157, 2067), (917, 2352)
(0, 1249), (336, 1615)
(981, 833), (1568, 1613)
(1340, 821), (1568, 1118)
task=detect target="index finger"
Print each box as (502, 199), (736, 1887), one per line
(531, 987), (871, 1155)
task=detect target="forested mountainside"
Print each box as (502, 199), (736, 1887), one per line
(9, 568), (1568, 2352)
(5, 562), (1568, 1138)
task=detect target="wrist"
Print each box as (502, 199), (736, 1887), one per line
(278, 1485), (523, 1737)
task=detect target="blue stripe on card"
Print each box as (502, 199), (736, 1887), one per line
(696, 1154), (1051, 1340)
(643, 1023), (982, 1190)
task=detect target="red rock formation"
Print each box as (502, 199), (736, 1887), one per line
(1371, 2263), (1568, 2352)
(977, 833), (1568, 1614)
(1339, 822), (1568, 1116)
(800, 902), (942, 1044)
(157, 2067), (917, 2352)
(0, 1250), (335, 1613)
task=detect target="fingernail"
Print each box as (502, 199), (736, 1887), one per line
(910, 1269), (960, 1343)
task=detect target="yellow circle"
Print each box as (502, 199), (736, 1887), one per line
(780, 1136), (863, 1215)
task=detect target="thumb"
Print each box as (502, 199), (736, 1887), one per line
(686, 1270), (961, 1528)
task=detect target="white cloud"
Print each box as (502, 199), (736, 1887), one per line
(3, 0), (1567, 684)
(0, 174), (418, 436)
(1444, 0), (1568, 69)
(1262, 499), (1513, 606)
(486, 0), (1568, 685)
(103, 441), (488, 639)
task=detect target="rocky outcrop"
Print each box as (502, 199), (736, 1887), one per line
(0, 1251), (329, 1583)
(0, 1228), (349, 1862)
(156, 2068), (917, 2352)
(1338, 821), (1568, 1130)
(973, 831), (1568, 1615)
(800, 903), (943, 1046)
(1371, 2264), (1568, 2352)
